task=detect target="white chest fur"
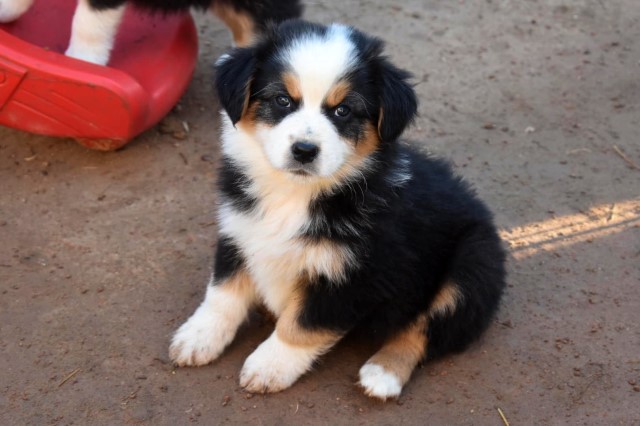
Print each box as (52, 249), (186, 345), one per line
(217, 187), (354, 317)
(217, 116), (353, 316)
(217, 193), (310, 315)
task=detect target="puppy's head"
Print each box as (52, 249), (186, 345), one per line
(216, 20), (417, 179)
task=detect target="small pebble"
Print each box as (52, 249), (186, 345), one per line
(222, 395), (231, 407)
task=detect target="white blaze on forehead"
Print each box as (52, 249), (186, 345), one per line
(281, 24), (355, 108)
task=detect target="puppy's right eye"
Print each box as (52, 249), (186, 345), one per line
(275, 95), (292, 108)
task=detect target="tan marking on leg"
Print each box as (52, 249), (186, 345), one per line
(324, 79), (352, 108)
(276, 287), (342, 349)
(428, 281), (462, 318)
(360, 314), (427, 399)
(282, 72), (302, 101)
(219, 269), (255, 297)
(211, 2), (256, 47)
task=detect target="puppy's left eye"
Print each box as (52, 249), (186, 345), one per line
(275, 95), (292, 108)
(334, 105), (351, 117)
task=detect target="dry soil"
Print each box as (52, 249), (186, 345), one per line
(1, 1), (639, 425)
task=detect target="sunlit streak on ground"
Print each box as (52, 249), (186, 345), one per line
(500, 199), (640, 260)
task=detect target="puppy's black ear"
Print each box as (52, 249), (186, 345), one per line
(377, 61), (418, 142)
(215, 47), (257, 125)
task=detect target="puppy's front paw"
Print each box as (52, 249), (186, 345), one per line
(358, 363), (403, 400)
(239, 333), (314, 393)
(169, 306), (237, 367)
(0, 0), (33, 23)
(65, 45), (110, 66)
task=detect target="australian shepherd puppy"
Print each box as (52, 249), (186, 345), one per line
(0, 0), (301, 65)
(168, 20), (506, 399)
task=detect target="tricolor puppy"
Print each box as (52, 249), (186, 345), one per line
(169, 20), (506, 400)
(0, 0), (301, 65)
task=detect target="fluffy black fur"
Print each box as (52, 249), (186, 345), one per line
(214, 20), (506, 361)
(89, 0), (302, 31)
(301, 146), (506, 358)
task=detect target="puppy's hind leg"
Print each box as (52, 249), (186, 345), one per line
(210, 2), (256, 47)
(65, 0), (126, 65)
(358, 314), (428, 400)
(0, 0), (34, 23)
(211, 0), (303, 47)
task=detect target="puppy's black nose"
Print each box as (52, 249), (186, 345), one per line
(291, 141), (319, 164)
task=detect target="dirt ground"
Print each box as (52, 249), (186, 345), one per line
(1, 0), (639, 424)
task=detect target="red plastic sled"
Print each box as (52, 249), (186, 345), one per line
(0, 0), (197, 150)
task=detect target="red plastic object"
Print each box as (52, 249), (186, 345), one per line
(0, 0), (198, 150)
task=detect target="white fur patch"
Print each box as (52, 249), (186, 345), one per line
(0, 0), (33, 22)
(358, 363), (403, 400)
(65, 0), (126, 65)
(240, 331), (320, 393)
(282, 24), (356, 107)
(218, 199), (353, 315)
(169, 277), (255, 366)
(217, 190), (309, 316)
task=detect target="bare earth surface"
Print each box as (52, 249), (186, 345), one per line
(1, 1), (639, 424)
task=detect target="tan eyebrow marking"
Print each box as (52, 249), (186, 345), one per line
(324, 79), (352, 108)
(282, 72), (302, 101)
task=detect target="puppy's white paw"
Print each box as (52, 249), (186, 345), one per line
(240, 333), (315, 393)
(169, 305), (239, 367)
(64, 1), (126, 66)
(358, 363), (403, 400)
(65, 45), (110, 66)
(0, 0), (34, 22)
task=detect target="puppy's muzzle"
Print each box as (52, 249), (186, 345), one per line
(291, 141), (319, 164)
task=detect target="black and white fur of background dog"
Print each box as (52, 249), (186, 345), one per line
(0, 0), (301, 65)
(168, 20), (507, 400)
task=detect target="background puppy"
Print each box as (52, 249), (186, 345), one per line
(170, 19), (506, 400)
(0, 0), (302, 65)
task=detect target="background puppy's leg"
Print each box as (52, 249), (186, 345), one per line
(240, 294), (342, 393)
(210, 2), (255, 47)
(169, 271), (256, 366)
(0, 0), (34, 22)
(211, 0), (303, 47)
(359, 314), (428, 400)
(65, 0), (126, 65)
